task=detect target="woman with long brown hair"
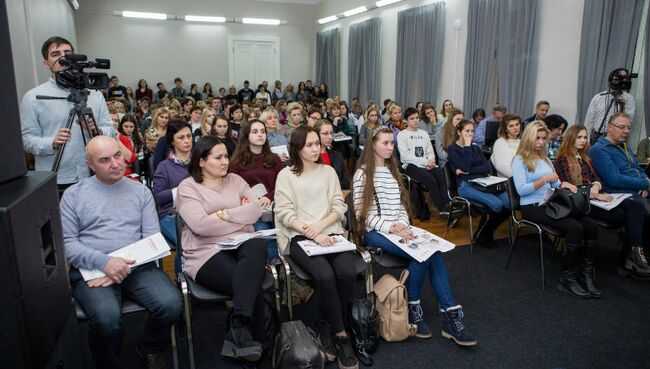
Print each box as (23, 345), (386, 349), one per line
(434, 108), (464, 167)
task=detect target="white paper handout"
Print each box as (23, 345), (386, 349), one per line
(333, 133), (352, 142)
(270, 145), (289, 157)
(590, 193), (631, 211)
(380, 226), (455, 263)
(79, 232), (171, 281)
(298, 235), (357, 256)
(469, 176), (508, 187)
(216, 229), (277, 250)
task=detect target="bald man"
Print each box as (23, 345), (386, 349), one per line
(60, 136), (182, 369)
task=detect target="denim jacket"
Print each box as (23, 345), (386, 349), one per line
(589, 136), (649, 194)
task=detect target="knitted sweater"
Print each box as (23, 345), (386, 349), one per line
(353, 167), (409, 233)
(229, 154), (284, 201)
(153, 156), (190, 218)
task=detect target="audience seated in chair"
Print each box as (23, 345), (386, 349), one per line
(315, 119), (350, 189)
(61, 136), (182, 369)
(229, 119), (284, 262)
(260, 107), (289, 160)
(398, 107), (448, 215)
(447, 119), (510, 248)
(474, 105), (506, 146)
(512, 121), (599, 299)
(490, 114), (522, 178)
(545, 114), (567, 161)
(353, 126), (477, 346)
(435, 108), (464, 167)
(274, 126), (359, 369)
(176, 136), (268, 364)
(588, 112), (650, 280)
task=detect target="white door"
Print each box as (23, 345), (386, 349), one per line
(230, 38), (280, 87)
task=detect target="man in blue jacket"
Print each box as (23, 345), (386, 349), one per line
(590, 112), (650, 279)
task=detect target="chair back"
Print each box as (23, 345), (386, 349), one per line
(506, 177), (521, 223)
(485, 120), (501, 147)
(442, 162), (459, 199)
(344, 192), (360, 237)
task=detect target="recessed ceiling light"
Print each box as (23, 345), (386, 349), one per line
(122, 11), (167, 20)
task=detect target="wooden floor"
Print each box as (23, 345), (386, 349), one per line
(161, 212), (512, 278)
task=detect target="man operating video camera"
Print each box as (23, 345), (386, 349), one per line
(583, 67), (636, 144)
(20, 36), (113, 191)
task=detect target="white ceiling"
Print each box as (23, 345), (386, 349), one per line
(255, 0), (322, 4)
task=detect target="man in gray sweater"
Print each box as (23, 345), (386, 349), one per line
(61, 136), (182, 369)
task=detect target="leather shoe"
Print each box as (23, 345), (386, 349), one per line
(136, 344), (168, 369)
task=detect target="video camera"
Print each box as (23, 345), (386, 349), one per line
(55, 54), (111, 90)
(608, 68), (636, 96)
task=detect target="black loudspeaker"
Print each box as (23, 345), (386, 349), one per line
(0, 1), (27, 183)
(0, 172), (82, 369)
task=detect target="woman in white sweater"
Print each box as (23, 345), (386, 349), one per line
(274, 125), (359, 369)
(490, 114), (522, 178)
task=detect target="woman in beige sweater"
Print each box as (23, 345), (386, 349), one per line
(176, 136), (266, 363)
(274, 126), (359, 369)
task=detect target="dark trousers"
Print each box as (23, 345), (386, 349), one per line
(405, 164), (448, 210)
(70, 263), (183, 369)
(195, 239), (267, 340)
(289, 236), (357, 333)
(520, 204), (599, 244)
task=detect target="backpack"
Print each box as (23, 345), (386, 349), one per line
(272, 320), (325, 369)
(373, 270), (416, 342)
(347, 298), (379, 366)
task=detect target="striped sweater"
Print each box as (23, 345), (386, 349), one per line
(353, 166), (409, 233)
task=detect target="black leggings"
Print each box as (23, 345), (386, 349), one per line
(289, 236), (357, 333)
(520, 204), (599, 244)
(195, 239), (267, 340)
(405, 164), (448, 210)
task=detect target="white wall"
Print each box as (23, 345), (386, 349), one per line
(317, 0), (586, 121)
(74, 0), (317, 91)
(7, 0), (77, 99)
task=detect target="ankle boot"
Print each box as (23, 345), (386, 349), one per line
(619, 245), (650, 278)
(221, 315), (263, 362)
(557, 242), (590, 299)
(441, 305), (477, 347)
(578, 240), (602, 298)
(476, 211), (507, 248)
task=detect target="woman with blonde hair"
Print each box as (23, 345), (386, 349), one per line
(359, 106), (382, 147)
(194, 107), (217, 138)
(512, 121), (599, 299)
(279, 102), (303, 140)
(434, 108), (464, 167)
(260, 107), (289, 160)
(145, 107), (170, 151)
(385, 103), (406, 142)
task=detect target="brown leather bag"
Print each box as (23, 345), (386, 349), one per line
(373, 270), (416, 342)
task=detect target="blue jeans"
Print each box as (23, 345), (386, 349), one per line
(159, 214), (182, 275)
(457, 181), (510, 213)
(70, 263), (183, 369)
(253, 220), (279, 262)
(364, 230), (457, 309)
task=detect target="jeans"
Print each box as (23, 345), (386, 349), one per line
(457, 181), (510, 213)
(364, 230), (457, 309)
(159, 214), (181, 275)
(253, 220), (279, 262)
(70, 263), (183, 369)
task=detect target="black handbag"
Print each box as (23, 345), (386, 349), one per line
(544, 186), (591, 220)
(347, 298), (379, 366)
(272, 320), (326, 369)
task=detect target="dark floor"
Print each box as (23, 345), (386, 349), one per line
(83, 231), (650, 369)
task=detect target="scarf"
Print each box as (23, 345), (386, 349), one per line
(169, 150), (190, 166)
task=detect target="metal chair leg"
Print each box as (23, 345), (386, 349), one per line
(467, 204), (474, 254)
(443, 202), (454, 238)
(538, 230), (546, 290)
(280, 256), (293, 320)
(505, 226), (521, 269)
(268, 264), (281, 315)
(170, 325), (179, 369)
(182, 288), (196, 369)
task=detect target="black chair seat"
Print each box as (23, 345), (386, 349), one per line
(536, 223), (566, 237)
(75, 298), (146, 320)
(368, 249), (410, 268)
(185, 271), (274, 302)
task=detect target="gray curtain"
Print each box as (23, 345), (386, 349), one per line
(315, 28), (340, 97)
(348, 17), (381, 104)
(497, 0), (538, 116)
(395, 3), (445, 108)
(576, 0), (644, 122)
(463, 0), (500, 114)
(645, 3), (650, 135)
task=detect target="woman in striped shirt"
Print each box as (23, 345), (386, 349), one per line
(352, 127), (476, 347)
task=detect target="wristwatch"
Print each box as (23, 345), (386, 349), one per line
(216, 209), (226, 219)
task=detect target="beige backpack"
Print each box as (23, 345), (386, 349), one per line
(373, 270), (416, 342)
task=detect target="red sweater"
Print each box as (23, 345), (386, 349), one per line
(119, 135), (137, 179)
(229, 154), (284, 201)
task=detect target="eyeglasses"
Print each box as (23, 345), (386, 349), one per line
(309, 115), (320, 120)
(610, 123), (631, 131)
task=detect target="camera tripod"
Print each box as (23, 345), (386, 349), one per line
(36, 88), (100, 172)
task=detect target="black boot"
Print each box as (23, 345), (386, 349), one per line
(221, 315), (263, 362)
(557, 242), (590, 299)
(578, 240), (602, 298)
(476, 211), (507, 248)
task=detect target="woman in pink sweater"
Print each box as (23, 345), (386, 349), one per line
(176, 136), (266, 364)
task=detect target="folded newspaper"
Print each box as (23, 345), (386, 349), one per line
(380, 226), (455, 262)
(216, 229), (277, 250)
(298, 235), (357, 256)
(79, 232), (171, 281)
(469, 176), (508, 187)
(590, 193), (631, 211)
(270, 145), (289, 157)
